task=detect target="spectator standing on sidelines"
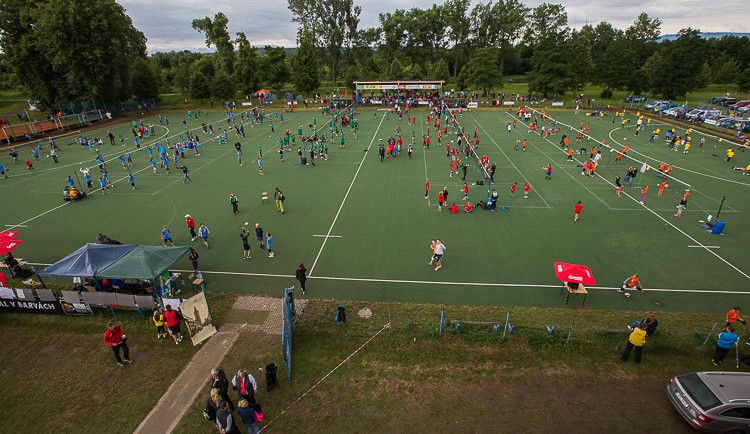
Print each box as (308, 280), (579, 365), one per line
(188, 247), (199, 272)
(620, 323), (647, 364)
(103, 321), (132, 367)
(231, 369), (257, 405)
(152, 307), (167, 339)
(713, 325), (738, 365)
(164, 305), (183, 345)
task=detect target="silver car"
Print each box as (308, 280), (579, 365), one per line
(667, 371), (750, 433)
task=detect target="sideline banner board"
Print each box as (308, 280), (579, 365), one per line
(181, 292), (217, 346)
(61, 301), (94, 316)
(468, 102), (479, 109)
(357, 84), (440, 90)
(0, 297), (63, 315)
(552, 102), (564, 107)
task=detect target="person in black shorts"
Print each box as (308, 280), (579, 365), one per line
(241, 226), (252, 259)
(254, 223), (265, 251)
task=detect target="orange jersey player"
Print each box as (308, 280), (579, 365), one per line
(523, 182), (530, 199)
(522, 139), (527, 151)
(640, 185), (649, 204)
(510, 182), (517, 198)
(657, 180), (668, 196)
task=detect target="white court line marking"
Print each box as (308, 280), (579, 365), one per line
(308, 111), (386, 276)
(163, 267), (750, 295)
(24, 262), (749, 295)
(313, 235), (341, 238)
(472, 114), (552, 209)
(501, 112), (614, 210)
(4, 224), (28, 227)
(521, 106), (750, 281)
(689, 245), (720, 249)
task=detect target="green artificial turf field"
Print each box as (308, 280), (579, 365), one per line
(1, 105), (749, 313)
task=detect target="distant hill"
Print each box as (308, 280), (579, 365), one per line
(658, 32), (750, 42)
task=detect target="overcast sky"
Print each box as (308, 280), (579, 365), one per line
(118, 0), (749, 53)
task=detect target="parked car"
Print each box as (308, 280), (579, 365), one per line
(709, 97), (738, 106)
(730, 101), (750, 110)
(624, 95), (647, 103)
(721, 98), (739, 106)
(667, 371), (750, 433)
(646, 100), (669, 109)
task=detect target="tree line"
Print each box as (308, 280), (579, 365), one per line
(0, 0), (748, 108)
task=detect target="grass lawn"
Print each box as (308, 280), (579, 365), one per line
(175, 299), (744, 433)
(0, 290), (236, 434)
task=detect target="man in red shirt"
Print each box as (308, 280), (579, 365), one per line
(424, 179), (430, 199)
(185, 214), (196, 241)
(103, 321), (132, 366)
(523, 182), (530, 199)
(462, 181), (469, 201)
(574, 200), (583, 221)
(164, 304), (183, 345)
(510, 182), (517, 198)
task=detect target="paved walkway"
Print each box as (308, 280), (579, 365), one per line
(134, 295), (305, 434)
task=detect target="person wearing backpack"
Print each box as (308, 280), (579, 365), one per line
(237, 399), (261, 434)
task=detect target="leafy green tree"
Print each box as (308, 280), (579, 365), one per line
(428, 58), (450, 82)
(567, 29), (595, 93)
(444, 0), (470, 77)
(644, 28), (705, 99)
(288, 0), (361, 85)
(459, 47), (503, 90)
(131, 58), (160, 99)
(261, 46), (289, 92)
(389, 58), (405, 79)
(470, 0), (527, 74)
(528, 38), (571, 98)
(211, 68), (235, 100)
(234, 32), (259, 95)
(290, 28), (320, 94)
(192, 13), (235, 73)
(189, 70), (211, 101)
(402, 63), (424, 80)
(718, 59), (740, 84)
(739, 67), (750, 92)
(0, 0), (146, 106)
(524, 3), (568, 45)
(377, 11), (407, 79)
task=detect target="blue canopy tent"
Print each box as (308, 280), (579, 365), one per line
(37, 243), (137, 278)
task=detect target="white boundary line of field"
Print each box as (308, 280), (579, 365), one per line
(308, 111), (386, 276)
(22, 262), (750, 295)
(516, 107), (750, 281)
(472, 114), (553, 209)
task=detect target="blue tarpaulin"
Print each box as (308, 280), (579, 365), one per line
(37, 243), (137, 277)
